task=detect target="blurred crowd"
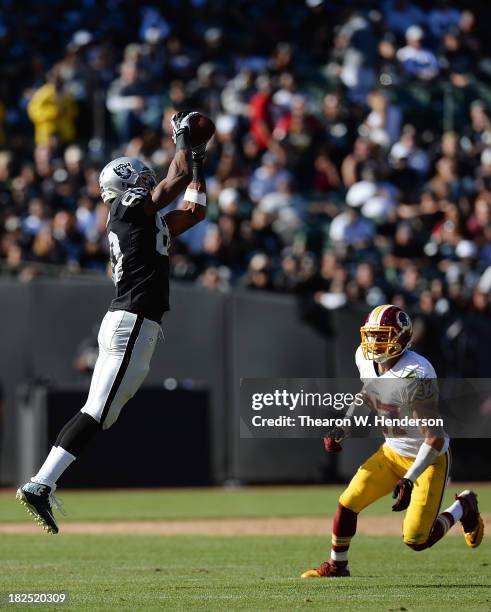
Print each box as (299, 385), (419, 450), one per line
(1, 0), (491, 368)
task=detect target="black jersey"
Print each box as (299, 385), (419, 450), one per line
(107, 187), (171, 322)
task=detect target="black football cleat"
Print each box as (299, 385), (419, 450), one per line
(16, 482), (62, 534)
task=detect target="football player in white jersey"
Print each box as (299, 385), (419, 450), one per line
(302, 304), (484, 578)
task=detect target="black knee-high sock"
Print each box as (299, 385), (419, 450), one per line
(56, 412), (101, 456)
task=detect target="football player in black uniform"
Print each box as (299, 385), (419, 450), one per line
(17, 111), (209, 533)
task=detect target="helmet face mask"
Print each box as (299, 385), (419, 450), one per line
(99, 157), (157, 203)
(360, 305), (412, 364)
(361, 325), (402, 362)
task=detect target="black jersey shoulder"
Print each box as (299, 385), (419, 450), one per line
(120, 187), (150, 208)
(111, 187), (151, 222)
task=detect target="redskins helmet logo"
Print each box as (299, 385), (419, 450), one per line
(113, 162), (133, 179)
(396, 310), (411, 331)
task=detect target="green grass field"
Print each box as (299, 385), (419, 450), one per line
(2, 485), (490, 522)
(0, 486), (489, 610)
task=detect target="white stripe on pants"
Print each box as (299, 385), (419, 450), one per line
(81, 310), (160, 429)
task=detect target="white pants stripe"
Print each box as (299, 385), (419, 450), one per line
(81, 310), (160, 429)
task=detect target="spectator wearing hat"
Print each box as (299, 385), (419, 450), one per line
(397, 26), (439, 80)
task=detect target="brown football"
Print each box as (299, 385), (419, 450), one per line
(189, 113), (216, 147)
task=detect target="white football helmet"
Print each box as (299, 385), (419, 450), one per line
(99, 157), (157, 203)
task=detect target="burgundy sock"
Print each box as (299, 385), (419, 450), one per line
(425, 512), (455, 548)
(330, 503), (358, 567)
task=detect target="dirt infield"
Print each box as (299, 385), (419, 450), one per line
(1, 513), (489, 536)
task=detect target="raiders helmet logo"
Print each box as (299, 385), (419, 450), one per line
(113, 162), (133, 179)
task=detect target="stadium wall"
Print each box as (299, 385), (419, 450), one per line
(1, 279), (486, 485)
(0, 278), (343, 485)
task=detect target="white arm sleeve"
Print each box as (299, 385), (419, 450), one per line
(404, 442), (441, 482)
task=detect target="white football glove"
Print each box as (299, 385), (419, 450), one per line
(170, 111), (200, 144)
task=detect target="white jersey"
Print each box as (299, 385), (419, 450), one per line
(355, 346), (449, 458)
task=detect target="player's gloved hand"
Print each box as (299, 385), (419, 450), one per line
(170, 111), (199, 143)
(391, 478), (414, 512)
(323, 426), (346, 453)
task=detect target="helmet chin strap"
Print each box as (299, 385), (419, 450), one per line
(372, 346), (407, 364)
(373, 353), (391, 363)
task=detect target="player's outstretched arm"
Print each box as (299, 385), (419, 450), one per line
(164, 146), (207, 237)
(147, 148), (192, 214)
(144, 112), (197, 216)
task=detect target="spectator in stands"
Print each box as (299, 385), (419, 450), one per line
(249, 75), (274, 151)
(139, 27), (167, 83)
(337, 10), (377, 103)
(28, 66), (78, 147)
(322, 92), (355, 164)
(341, 137), (373, 188)
(313, 149), (341, 193)
(329, 205), (375, 246)
(462, 101), (491, 160)
(361, 89), (402, 146)
(221, 69), (256, 120)
(243, 253), (274, 291)
(390, 125), (430, 177)
(397, 26), (439, 81)
(439, 28), (475, 89)
(249, 152), (292, 203)
(106, 60), (161, 143)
